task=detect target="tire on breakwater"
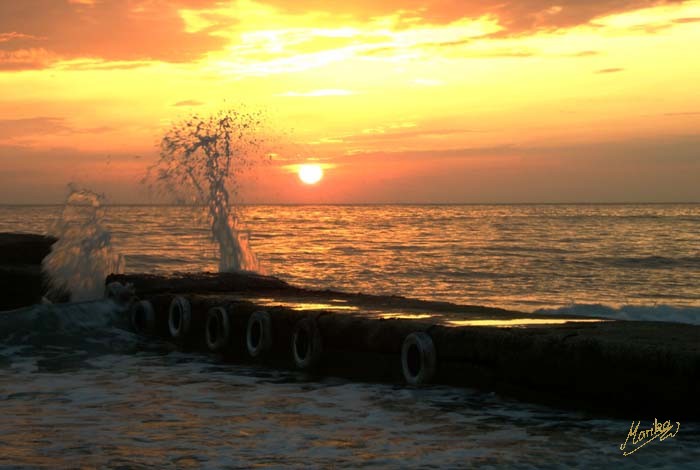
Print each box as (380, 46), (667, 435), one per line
(292, 317), (322, 370)
(127, 294), (280, 356)
(130, 300), (156, 335)
(206, 306), (231, 352)
(168, 296), (192, 341)
(401, 332), (436, 385)
(246, 310), (272, 358)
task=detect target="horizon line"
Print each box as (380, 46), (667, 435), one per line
(1, 202), (699, 207)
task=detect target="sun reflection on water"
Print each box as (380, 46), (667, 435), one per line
(447, 318), (609, 327)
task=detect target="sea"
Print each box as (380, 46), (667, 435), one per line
(1, 203), (699, 468)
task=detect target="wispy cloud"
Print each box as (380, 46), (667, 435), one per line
(596, 67), (625, 74)
(319, 122), (482, 148)
(0, 48), (54, 70)
(0, 32), (44, 43)
(571, 50), (600, 57)
(673, 16), (700, 23)
(261, 0), (687, 34)
(278, 89), (356, 97)
(664, 111), (700, 116)
(173, 100), (205, 107)
(56, 59), (153, 71)
(0, 117), (112, 141)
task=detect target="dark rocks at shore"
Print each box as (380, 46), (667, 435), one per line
(0, 233), (57, 265)
(0, 233), (57, 310)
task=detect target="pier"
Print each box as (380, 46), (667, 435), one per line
(108, 271), (700, 419)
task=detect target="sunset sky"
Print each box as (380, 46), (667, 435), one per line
(0, 0), (698, 203)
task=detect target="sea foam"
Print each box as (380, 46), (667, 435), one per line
(536, 303), (700, 325)
(42, 184), (124, 302)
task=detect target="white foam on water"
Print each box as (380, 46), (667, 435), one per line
(42, 184), (124, 301)
(148, 109), (266, 273)
(0, 299), (128, 339)
(536, 303), (700, 325)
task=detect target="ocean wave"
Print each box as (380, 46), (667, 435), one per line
(0, 300), (136, 350)
(589, 255), (700, 269)
(536, 303), (700, 325)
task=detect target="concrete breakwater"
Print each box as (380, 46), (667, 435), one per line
(109, 272), (700, 419)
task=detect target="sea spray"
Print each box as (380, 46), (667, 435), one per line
(147, 109), (267, 272)
(42, 184), (125, 302)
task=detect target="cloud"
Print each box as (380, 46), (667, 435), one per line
(673, 16), (700, 22)
(0, 1), (688, 71)
(173, 100), (205, 107)
(57, 59), (153, 71)
(278, 89), (356, 97)
(0, 117), (70, 138)
(571, 50), (600, 57)
(0, 32), (44, 43)
(365, 41), (603, 60)
(336, 126), (480, 146)
(596, 67), (625, 73)
(0, 0), (226, 70)
(261, 1), (687, 33)
(342, 133), (700, 165)
(0, 117), (112, 141)
(0, 47), (55, 70)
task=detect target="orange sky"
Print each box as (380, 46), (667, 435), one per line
(0, 0), (699, 203)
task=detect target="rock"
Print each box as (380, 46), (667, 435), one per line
(0, 233), (57, 310)
(0, 233), (56, 265)
(0, 264), (49, 310)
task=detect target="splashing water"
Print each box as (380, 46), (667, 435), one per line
(148, 109), (267, 272)
(42, 185), (125, 302)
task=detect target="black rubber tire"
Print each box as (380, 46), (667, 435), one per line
(168, 296), (192, 340)
(401, 332), (436, 385)
(130, 299), (155, 335)
(292, 317), (322, 370)
(246, 310), (272, 358)
(206, 306), (230, 352)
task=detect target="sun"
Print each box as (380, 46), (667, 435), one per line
(298, 164), (324, 185)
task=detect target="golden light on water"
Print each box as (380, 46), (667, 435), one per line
(298, 164), (324, 185)
(447, 318), (609, 328)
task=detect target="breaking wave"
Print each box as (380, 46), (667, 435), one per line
(42, 185), (125, 302)
(589, 255), (700, 269)
(147, 109), (267, 273)
(536, 303), (700, 325)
